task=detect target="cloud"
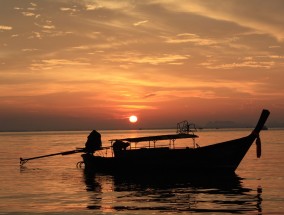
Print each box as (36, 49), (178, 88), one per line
(144, 93), (156, 98)
(118, 104), (157, 110)
(21, 12), (36, 17)
(202, 54), (284, 70)
(156, 0), (284, 41)
(0, 25), (12, 30)
(269, 55), (284, 59)
(21, 48), (38, 52)
(108, 53), (190, 65)
(60, 7), (78, 12)
(133, 20), (149, 26)
(85, 4), (99, 10)
(162, 33), (217, 46)
(204, 61), (274, 69)
(29, 59), (91, 70)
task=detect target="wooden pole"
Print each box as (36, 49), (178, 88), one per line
(20, 148), (85, 165)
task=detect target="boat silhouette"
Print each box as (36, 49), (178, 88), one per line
(81, 109), (270, 175)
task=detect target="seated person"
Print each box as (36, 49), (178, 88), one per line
(112, 140), (130, 157)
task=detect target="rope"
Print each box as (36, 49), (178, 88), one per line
(256, 134), (261, 158)
(76, 161), (84, 168)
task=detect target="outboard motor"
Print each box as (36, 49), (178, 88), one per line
(85, 130), (102, 154)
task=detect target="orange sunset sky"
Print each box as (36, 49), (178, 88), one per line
(1, 0), (284, 131)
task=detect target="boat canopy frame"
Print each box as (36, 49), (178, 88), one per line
(176, 120), (196, 134)
(108, 121), (199, 152)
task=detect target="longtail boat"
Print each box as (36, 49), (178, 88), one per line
(81, 109), (270, 174)
(20, 109), (270, 175)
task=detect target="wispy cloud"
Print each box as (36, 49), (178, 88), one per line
(157, 0), (284, 41)
(60, 7), (78, 12)
(21, 12), (36, 17)
(162, 33), (217, 46)
(133, 20), (149, 26)
(143, 93), (156, 98)
(202, 60), (275, 70)
(0, 25), (12, 30)
(108, 53), (190, 65)
(29, 59), (91, 70)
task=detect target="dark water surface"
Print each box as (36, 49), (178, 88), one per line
(0, 129), (283, 214)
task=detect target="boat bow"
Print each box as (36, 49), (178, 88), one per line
(251, 109), (270, 158)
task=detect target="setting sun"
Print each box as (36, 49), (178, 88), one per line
(129, 115), (138, 123)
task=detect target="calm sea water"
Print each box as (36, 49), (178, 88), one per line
(0, 129), (283, 214)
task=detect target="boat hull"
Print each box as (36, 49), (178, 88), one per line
(82, 134), (256, 175)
